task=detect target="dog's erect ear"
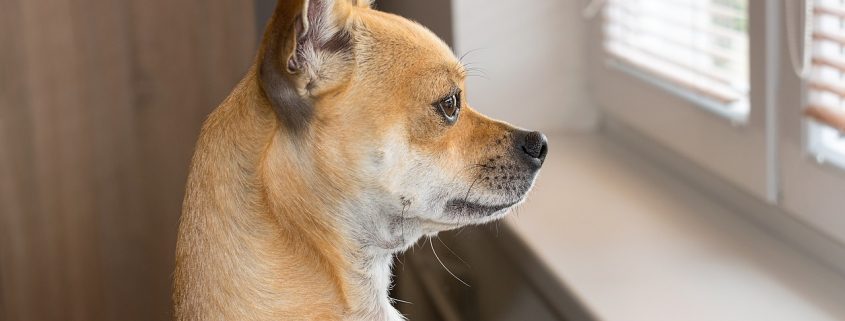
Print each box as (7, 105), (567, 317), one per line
(258, 0), (355, 133)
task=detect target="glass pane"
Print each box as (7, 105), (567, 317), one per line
(808, 0), (845, 169)
(604, 0), (750, 120)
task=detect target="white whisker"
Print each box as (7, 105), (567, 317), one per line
(436, 236), (470, 268)
(429, 237), (470, 287)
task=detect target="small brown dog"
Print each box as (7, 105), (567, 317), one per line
(173, 0), (548, 320)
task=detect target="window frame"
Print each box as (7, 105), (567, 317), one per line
(590, 0), (845, 249)
(779, 0), (845, 246)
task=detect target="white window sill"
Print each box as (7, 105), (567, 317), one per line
(504, 133), (845, 321)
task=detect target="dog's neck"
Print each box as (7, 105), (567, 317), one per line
(261, 130), (407, 321)
(174, 70), (407, 321)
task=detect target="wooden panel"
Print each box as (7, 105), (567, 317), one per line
(0, 1), (256, 320)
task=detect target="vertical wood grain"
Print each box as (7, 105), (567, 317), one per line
(0, 0), (39, 319)
(0, 1), (256, 320)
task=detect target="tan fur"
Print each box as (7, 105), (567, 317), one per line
(173, 1), (546, 320)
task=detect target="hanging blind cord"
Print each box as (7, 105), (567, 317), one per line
(784, 0), (815, 78)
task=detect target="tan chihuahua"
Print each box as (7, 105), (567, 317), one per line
(173, 0), (548, 320)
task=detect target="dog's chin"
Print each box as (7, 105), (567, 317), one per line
(443, 198), (518, 218)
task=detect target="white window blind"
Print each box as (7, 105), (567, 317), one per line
(807, 0), (845, 167)
(603, 0), (750, 118)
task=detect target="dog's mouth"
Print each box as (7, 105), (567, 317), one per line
(444, 198), (520, 217)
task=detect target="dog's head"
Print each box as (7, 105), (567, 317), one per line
(259, 0), (547, 243)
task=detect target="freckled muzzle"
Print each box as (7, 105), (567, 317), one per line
(444, 129), (548, 218)
(479, 129), (547, 193)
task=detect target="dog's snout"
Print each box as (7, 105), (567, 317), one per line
(517, 130), (548, 167)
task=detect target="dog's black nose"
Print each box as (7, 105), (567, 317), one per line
(518, 130), (548, 166)
(522, 131), (548, 161)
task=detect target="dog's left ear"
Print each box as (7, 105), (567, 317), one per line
(258, 0), (356, 133)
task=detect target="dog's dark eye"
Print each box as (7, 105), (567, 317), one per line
(436, 94), (460, 123)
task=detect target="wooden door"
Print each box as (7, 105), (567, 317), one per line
(0, 1), (256, 320)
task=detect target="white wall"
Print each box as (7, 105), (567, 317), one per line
(452, 0), (598, 133)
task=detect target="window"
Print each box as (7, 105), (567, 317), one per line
(806, 0), (845, 169)
(588, 1), (770, 201)
(603, 0), (750, 121)
(589, 0), (845, 268)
